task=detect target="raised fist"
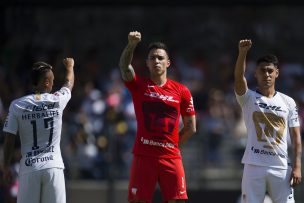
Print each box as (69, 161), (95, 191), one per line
(128, 31), (141, 45)
(63, 58), (74, 68)
(239, 39), (252, 52)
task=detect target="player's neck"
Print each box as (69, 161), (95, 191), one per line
(33, 87), (48, 94)
(256, 87), (276, 98)
(150, 75), (167, 86)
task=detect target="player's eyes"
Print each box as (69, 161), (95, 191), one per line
(264, 70), (274, 74)
(260, 69), (274, 74)
(148, 56), (164, 60)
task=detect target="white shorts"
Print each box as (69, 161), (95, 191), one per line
(241, 164), (294, 203)
(17, 168), (66, 203)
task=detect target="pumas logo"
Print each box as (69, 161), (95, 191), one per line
(144, 92), (179, 103)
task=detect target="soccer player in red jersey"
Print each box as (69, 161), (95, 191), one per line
(119, 31), (196, 203)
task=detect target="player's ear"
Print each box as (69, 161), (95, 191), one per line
(166, 59), (171, 68)
(254, 67), (258, 79)
(275, 67), (279, 78)
(44, 78), (50, 87)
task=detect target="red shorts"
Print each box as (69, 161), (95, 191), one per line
(128, 155), (187, 203)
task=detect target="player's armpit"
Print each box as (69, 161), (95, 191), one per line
(234, 77), (248, 96)
(120, 65), (135, 82)
(63, 79), (74, 90)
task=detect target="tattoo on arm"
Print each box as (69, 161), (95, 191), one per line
(119, 45), (136, 81)
(63, 67), (75, 91)
(121, 65), (135, 81)
(180, 119), (192, 135)
(179, 116), (196, 144)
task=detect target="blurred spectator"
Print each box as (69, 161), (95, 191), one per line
(202, 88), (235, 165)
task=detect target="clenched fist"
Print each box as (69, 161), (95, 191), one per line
(128, 31), (141, 45)
(239, 39), (252, 52)
(63, 58), (74, 68)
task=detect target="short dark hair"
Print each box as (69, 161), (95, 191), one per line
(256, 54), (279, 67)
(148, 42), (170, 58)
(31, 61), (52, 86)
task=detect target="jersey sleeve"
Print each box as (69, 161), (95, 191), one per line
(3, 102), (18, 135)
(180, 86), (195, 116)
(288, 99), (300, 128)
(54, 87), (72, 109)
(124, 74), (139, 92)
(235, 89), (251, 107)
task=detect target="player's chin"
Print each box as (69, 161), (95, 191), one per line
(264, 83), (273, 88)
(150, 69), (162, 75)
(259, 82), (272, 88)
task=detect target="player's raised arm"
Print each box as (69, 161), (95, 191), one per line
(119, 31), (141, 82)
(234, 39), (252, 96)
(62, 58), (75, 91)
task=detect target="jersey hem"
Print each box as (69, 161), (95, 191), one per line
(19, 166), (65, 175)
(242, 162), (288, 170)
(3, 129), (17, 135)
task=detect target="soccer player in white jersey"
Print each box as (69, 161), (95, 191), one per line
(234, 39), (302, 203)
(2, 58), (74, 203)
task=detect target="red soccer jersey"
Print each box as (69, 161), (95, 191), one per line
(125, 74), (195, 158)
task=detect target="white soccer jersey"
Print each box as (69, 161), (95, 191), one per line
(3, 87), (71, 174)
(236, 89), (300, 169)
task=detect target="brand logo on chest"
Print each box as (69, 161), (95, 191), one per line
(254, 102), (286, 113)
(144, 92), (179, 103)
